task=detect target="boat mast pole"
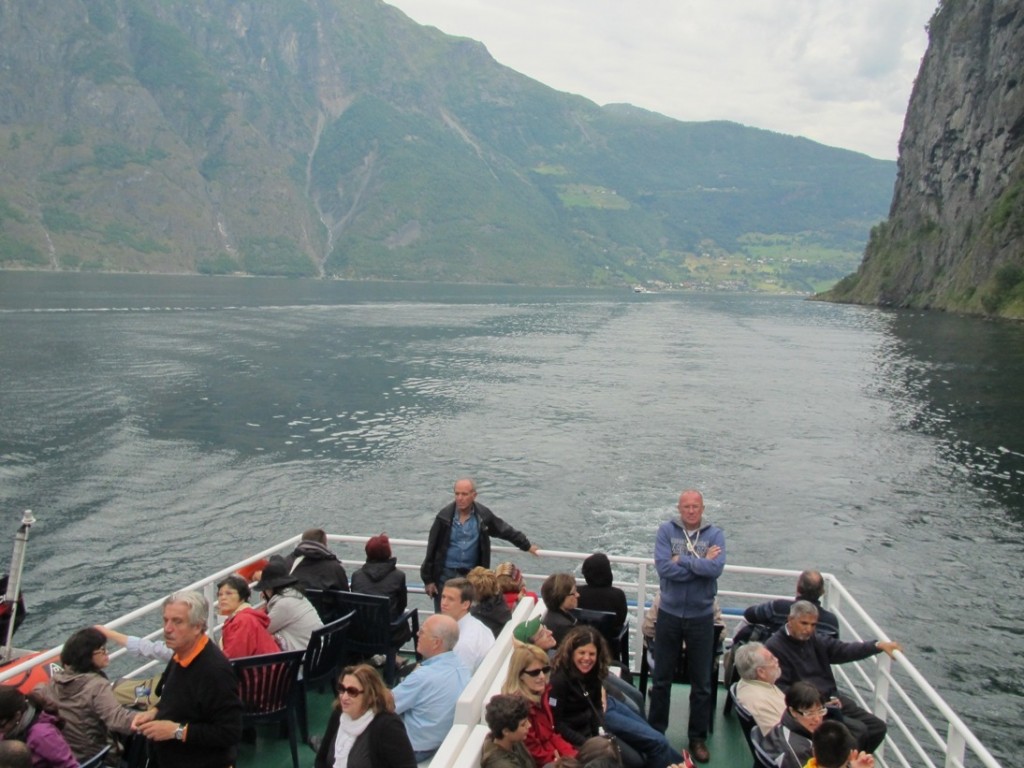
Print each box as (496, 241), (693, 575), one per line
(2, 510), (35, 663)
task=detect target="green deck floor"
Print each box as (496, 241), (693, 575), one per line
(237, 681), (753, 768)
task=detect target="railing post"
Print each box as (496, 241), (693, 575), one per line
(203, 582), (218, 631)
(635, 561), (648, 671)
(872, 651), (892, 762)
(945, 724), (967, 768)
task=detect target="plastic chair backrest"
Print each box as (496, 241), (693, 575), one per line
(320, 590), (392, 654)
(232, 648), (306, 716)
(571, 606), (629, 663)
(729, 683), (759, 750)
(749, 723), (784, 768)
(304, 609), (355, 683)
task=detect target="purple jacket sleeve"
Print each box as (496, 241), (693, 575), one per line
(27, 718), (79, 768)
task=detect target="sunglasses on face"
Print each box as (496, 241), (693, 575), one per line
(521, 666), (552, 677)
(339, 686), (364, 697)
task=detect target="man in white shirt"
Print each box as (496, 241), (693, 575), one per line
(440, 577), (494, 672)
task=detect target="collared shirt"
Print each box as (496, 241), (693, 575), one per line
(454, 613), (495, 672)
(444, 510), (480, 571)
(736, 678), (787, 734)
(392, 651), (472, 751)
(173, 634), (209, 667)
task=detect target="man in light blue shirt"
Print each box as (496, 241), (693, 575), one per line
(388, 614), (472, 761)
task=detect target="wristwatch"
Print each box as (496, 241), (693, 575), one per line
(174, 724), (186, 741)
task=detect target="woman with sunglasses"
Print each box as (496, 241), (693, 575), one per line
(41, 626), (135, 763)
(550, 626), (683, 768)
(314, 663), (416, 768)
(762, 681), (828, 768)
(502, 644), (578, 767)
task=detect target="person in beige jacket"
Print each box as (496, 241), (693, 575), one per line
(42, 627), (136, 763)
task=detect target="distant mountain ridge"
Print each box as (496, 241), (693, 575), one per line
(824, 0), (1024, 317)
(0, 0), (895, 289)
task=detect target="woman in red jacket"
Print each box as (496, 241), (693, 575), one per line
(217, 574), (280, 658)
(501, 644), (576, 767)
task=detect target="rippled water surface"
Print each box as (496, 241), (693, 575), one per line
(0, 272), (1021, 761)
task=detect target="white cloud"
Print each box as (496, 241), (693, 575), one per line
(385, 0), (938, 159)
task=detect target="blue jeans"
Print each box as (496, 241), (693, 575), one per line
(605, 696), (683, 768)
(647, 609), (715, 739)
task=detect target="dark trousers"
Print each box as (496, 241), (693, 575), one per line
(837, 691), (888, 753)
(647, 609), (715, 740)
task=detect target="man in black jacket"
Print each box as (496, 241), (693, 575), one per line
(283, 528), (349, 592)
(421, 478), (540, 610)
(742, 569), (840, 639)
(132, 591), (242, 768)
(765, 601), (901, 753)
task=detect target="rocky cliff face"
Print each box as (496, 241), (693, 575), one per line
(825, 0), (1024, 317)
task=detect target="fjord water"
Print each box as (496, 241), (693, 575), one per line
(1, 272), (1021, 759)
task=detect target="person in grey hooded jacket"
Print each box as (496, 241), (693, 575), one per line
(255, 557), (323, 652)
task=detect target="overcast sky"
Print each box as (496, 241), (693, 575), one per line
(385, 0), (939, 161)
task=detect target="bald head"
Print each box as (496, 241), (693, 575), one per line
(677, 489), (705, 530)
(418, 614), (459, 659)
(797, 570), (825, 601)
(454, 478), (477, 514)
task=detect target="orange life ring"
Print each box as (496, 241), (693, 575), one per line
(0, 651), (54, 693)
(235, 559), (269, 582)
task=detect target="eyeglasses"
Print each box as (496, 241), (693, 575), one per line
(796, 707), (828, 718)
(521, 666), (552, 677)
(93, 648), (109, 656)
(339, 686), (364, 697)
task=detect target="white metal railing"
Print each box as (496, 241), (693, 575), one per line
(0, 535), (1002, 768)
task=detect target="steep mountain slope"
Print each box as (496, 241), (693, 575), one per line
(824, 0), (1024, 316)
(0, 0), (895, 287)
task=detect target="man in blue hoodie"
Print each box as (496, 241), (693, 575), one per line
(648, 489), (725, 763)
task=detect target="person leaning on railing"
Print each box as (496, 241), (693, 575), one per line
(765, 600), (902, 754)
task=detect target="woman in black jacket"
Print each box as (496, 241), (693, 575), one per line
(350, 534), (411, 644)
(314, 664), (416, 768)
(549, 627), (682, 768)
